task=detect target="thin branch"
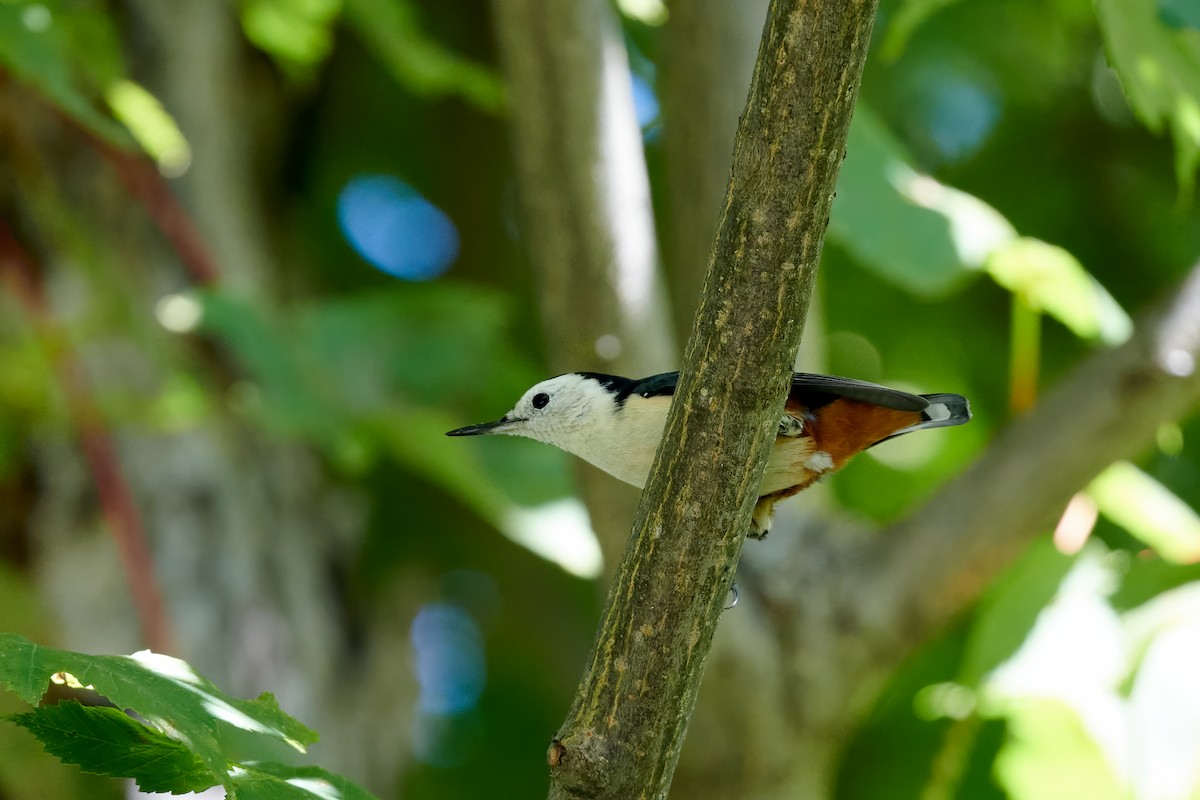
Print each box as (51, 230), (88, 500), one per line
(859, 263), (1200, 657)
(659, 0), (769, 340)
(0, 221), (175, 654)
(547, 2), (880, 797)
(94, 140), (221, 287)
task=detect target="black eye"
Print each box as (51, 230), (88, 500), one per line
(532, 392), (550, 409)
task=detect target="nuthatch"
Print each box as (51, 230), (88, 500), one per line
(447, 371), (970, 538)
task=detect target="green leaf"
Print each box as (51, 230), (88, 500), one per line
(342, 0), (504, 112)
(198, 292), (341, 443)
(1096, 0), (1200, 193)
(0, 636), (381, 796)
(879, 0), (965, 61)
(291, 284), (528, 412)
(985, 238), (1133, 345)
(831, 108), (1131, 345)
(830, 106), (1013, 296)
(9, 701), (215, 794)
(1159, 0), (1200, 30)
(198, 285), (569, 511)
(0, 633), (317, 780)
(993, 699), (1125, 800)
(960, 538), (1075, 687)
(106, 80), (192, 176)
(237, 0), (343, 81)
(230, 762), (378, 800)
(1087, 461), (1200, 563)
(0, 3), (128, 144)
(1110, 557), (1200, 610)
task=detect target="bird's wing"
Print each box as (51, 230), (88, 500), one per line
(624, 372), (680, 400)
(612, 371), (928, 412)
(576, 372), (679, 406)
(790, 373), (929, 412)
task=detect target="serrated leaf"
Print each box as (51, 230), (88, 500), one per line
(9, 701), (216, 794)
(229, 762), (378, 800)
(0, 633), (317, 779)
(985, 238), (1132, 345)
(1096, 0), (1200, 192)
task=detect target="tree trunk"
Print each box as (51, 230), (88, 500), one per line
(547, 1), (881, 796)
(491, 0), (679, 565)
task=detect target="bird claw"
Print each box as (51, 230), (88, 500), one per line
(777, 414), (805, 437)
(724, 582), (739, 610)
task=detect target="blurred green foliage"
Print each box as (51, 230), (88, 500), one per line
(0, 0), (1198, 798)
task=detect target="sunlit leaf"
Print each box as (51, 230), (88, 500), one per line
(830, 106), (1011, 296)
(960, 538), (1074, 687)
(832, 108), (1132, 348)
(617, 0), (668, 26)
(1096, 0), (1200, 193)
(9, 701), (215, 794)
(0, 635), (380, 798)
(106, 80), (192, 176)
(231, 762), (378, 799)
(1087, 461), (1200, 563)
(1110, 557), (1200, 610)
(992, 699), (1125, 800)
(982, 553), (1129, 798)
(1121, 588), (1200, 800)
(0, 634), (317, 778)
(237, 0), (343, 80)
(985, 238), (1132, 345)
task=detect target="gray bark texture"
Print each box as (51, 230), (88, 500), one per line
(660, 0), (770, 338)
(546, 2), (880, 797)
(491, 0), (678, 563)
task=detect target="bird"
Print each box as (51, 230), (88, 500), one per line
(447, 371), (971, 538)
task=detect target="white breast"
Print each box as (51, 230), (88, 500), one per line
(760, 437), (820, 494)
(560, 396), (831, 496)
(563, 395), (669, 488)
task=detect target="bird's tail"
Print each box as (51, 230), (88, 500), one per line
(873, 393), (971, 444)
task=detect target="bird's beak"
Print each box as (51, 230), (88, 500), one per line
(445, 416), (523, 437)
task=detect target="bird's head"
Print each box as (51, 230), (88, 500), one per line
(446, 373), (614, 450)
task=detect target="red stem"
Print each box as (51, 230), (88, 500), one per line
(0, 220), (175, 653)
(92, 140), (221, 287)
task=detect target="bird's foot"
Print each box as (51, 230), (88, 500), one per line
(777, 413), (806, 437)
(749, 497), (775, 539)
